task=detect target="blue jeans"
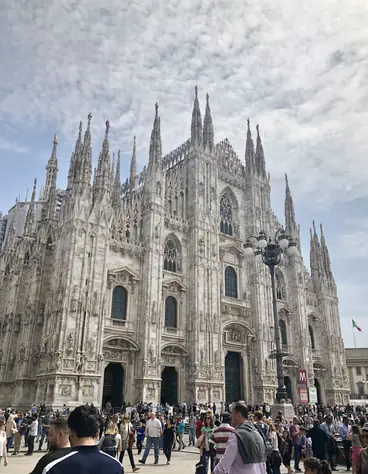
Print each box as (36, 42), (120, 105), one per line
(201, 451), (214, 474)
(141, 436), (159, 463)
(293, 443), (300, 469)
(189, 428), (196, 446)
(6, 435), (13, 451)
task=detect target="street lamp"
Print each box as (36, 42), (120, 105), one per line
(243, 228), (298, 403)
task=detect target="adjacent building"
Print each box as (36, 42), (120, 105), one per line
(346, 348), (368, 399)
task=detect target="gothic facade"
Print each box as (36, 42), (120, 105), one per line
(0, 88), (350, 408)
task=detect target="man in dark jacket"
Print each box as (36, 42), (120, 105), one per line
(307, 420), (330, 461)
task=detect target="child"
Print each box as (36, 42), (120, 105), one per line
(0, 420), (8, 466)
(136, 421), (145, 455)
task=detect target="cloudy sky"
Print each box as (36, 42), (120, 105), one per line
(1, 0), (368, 347)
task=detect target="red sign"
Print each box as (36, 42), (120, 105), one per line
(299, 388), (308, 404)
(298, 370), (307, 387)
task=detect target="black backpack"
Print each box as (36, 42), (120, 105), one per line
(101, 434), (117, 456)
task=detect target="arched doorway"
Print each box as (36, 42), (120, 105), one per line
(161, 366), (178, 405)
(225, 352), (242, 402)
(102, 363), (124, 409)
(284, 376), (293, 403)
(315, 378), (322, 403)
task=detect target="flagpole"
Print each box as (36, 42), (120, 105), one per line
(353, 327), (357, 349)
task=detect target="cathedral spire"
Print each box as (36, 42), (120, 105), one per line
(284, 174), (297, 238)
(94, 120), (111, 197)
(245, 119), (255, 173)
(79, 113), (92, 191)
(255, 124), (266, 177)
(24, 178), (37, 236)
(130, 136), (137, 190)
(320, 223), (334, 281)
(203, 93), (214, 151)
(44, 135), (58, 200)
(42, 135), (59, 221)
(149, 103), (162, 164)
(112, 150), (121, 208)
(66, 121), (83, 193)
(191, 86), (202, 146)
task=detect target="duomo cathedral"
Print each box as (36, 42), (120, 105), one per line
(0, 87), (350, 408)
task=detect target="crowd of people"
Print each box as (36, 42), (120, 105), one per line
(0, 401), (368, 474)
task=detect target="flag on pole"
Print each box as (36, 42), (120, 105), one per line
(352, 319), (362, 332)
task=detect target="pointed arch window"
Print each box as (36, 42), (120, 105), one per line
(276, 270), (286, 300)
(225, 266), (238, 298)
(279, 320), (287, 345)
(309, 325), (315, 350)
(165, 296), (177, 328)
(24, 252), (30, 265)
(220, 194), (233, 236)
(164, 239), (181, 273)
(111, 286), (127, 321)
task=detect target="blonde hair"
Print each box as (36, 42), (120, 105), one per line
(105, 422), (118, 435)
(267, 421), (276, 432)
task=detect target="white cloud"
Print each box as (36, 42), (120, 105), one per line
(0, 0), (368, 205)
(0, 138), (27, 154)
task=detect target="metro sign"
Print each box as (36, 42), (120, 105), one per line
(298, 369), (308, 387)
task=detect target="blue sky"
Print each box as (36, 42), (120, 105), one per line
(1, 0), (368, 347)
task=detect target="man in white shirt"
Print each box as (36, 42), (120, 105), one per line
(138, 412), (162, 465)
(25, 414), (38, 456)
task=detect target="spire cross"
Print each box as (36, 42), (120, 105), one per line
(53, 134), (58, 145)
(247, 118), (250, 129)
(195, 85), (198, 98)
(105, 120), (110, 135)
(155, 103), (158, 118)
(88, 113), (92, 123)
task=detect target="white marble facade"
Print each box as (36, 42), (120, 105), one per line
(0, 89), (350, 409)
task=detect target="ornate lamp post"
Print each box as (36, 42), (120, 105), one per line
(243, 228), (298, 403)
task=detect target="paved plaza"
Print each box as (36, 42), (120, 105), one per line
(4, 444), (200, 474)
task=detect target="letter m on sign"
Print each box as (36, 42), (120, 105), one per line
(298, 370), (307, 385)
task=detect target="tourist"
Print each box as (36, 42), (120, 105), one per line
(357, 426), (368, 474)
(100, 421), (120, 459)
(189, 413), (197, 446)
(198, 413), (215, 474)
(213, 402), (266, 474)
(119, 415), (139, 471)
(211, 412), (234, 466)
(307, 421), (330, 461)
(163, 417), (176, 464)
(289, 416), (302, 472)
(177, 416), (186, 450)
(139, 412), (162, 465)
(351, 424), (364, 474)
(38, 404), (122, 473)
(5, 410), (16, 452)
(30, 418), (71, 474)
(340, 416), (352, 471)
(25, 414), (38, 456)
(136, 421), (145, 455)
(0, 420), (8, 466)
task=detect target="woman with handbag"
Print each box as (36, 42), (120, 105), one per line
(197, 414), (215, 474)
(119, 415), (140, 472)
